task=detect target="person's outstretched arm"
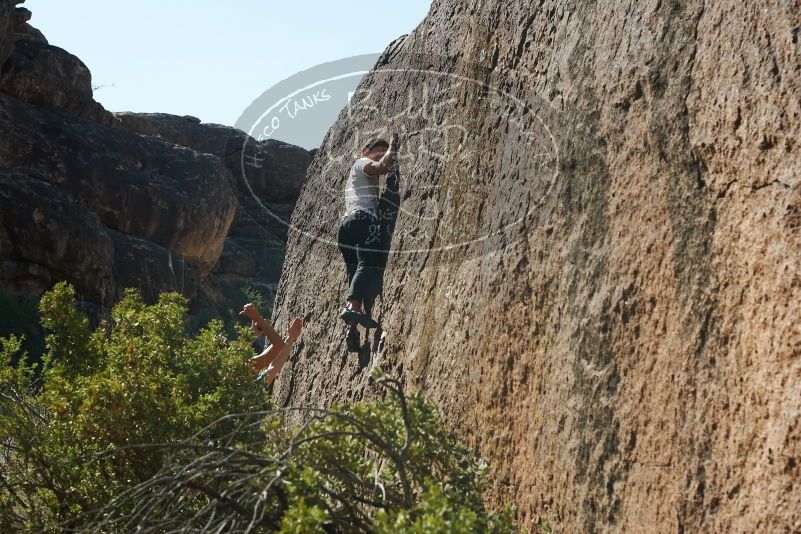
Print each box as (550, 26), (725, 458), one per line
(250, 317), (303, 386)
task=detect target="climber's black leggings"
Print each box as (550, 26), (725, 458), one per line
(337, 210), (381, 303)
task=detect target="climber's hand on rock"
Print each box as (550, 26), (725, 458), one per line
(239, 303), (261, 320)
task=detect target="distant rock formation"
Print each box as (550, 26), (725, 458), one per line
(271, 0), (801, 532)
(112, 112), (312, 317)
(0, 2), (310, 322)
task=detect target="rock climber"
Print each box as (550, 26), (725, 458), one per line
(239, 303), (303, 386)
(337, 133), (399, 352)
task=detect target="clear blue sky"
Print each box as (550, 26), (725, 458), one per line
(26, 1), (433, 127)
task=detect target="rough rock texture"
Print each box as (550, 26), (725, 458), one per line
(0, 92), (236, 274)
(0, 1), (14, 69)
(0, 92), (235, 306)
(0, 38), (114, 124)
(0, 4), (237, 307)
(110, 230), (199, 302)
(0, 169), (114, 304)
(13, 20), (46, 44)
(272, 1), (801, 532)
(208, 197), (294, 315)
(1, 1), (112, 124)
(114, 112), (311, 203)
(13, 5), (29, 25)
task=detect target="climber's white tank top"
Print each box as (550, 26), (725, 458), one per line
(343, 157), (379, 217)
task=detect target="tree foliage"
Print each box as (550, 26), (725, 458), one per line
(0, 283), (514, 533)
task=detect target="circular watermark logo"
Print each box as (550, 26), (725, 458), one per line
(231, 52), (560, 259)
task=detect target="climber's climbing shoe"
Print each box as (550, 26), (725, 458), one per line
(339, 307), (360, 325)
(346, 327), (361, 353)
(339, 307), (379, 329)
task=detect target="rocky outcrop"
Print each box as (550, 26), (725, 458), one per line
(0, 92), (236, 274)
(0, 90), (234, 305)
(272, 0), (801, 532)
(114, 112), (311, 203)
(0, 38), (114, 124)
(12, 6), (46, 44)
(0, 1), (14, 68)
(0, 169), (114, 304)
(13, 20), (46, 44)
(0, 5), (310, 314)
(113, 112), (312, 315)
(110, 230), (199, 303)
(1, 2), (113, 124)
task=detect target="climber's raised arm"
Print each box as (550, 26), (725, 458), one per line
(363, 133), (399, 176)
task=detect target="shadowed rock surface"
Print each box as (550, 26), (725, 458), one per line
(114, 112), (311, 203)
(0, 2), (14, 68)
(13, 6), (46, 44)
(271, 1), (801, 531)
(109, 229), (200, 303)
(0, 169), (114, 304)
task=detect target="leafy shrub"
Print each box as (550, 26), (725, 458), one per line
(0, 283), (515, 533)
(241, 282), (268, 313)
(87, 374), (515, 533)
(0, 282), (266, 531)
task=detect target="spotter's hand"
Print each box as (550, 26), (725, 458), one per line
(239, 303), (261, 320)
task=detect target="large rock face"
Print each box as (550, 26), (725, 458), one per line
(0, 2), (13, 68)
(272, 0), (801, 531)
(1, 1), (113, 124)
(114, 113), (310, 203)
(0, 90), (234, 305)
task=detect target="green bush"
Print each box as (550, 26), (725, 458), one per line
(0, 283), (515, 533)
(0, 282), (267, 531)
(241, 282), (268, 313)
(88, 374), (515, 533)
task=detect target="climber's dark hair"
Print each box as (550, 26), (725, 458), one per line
(363, 138), (390, 152)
